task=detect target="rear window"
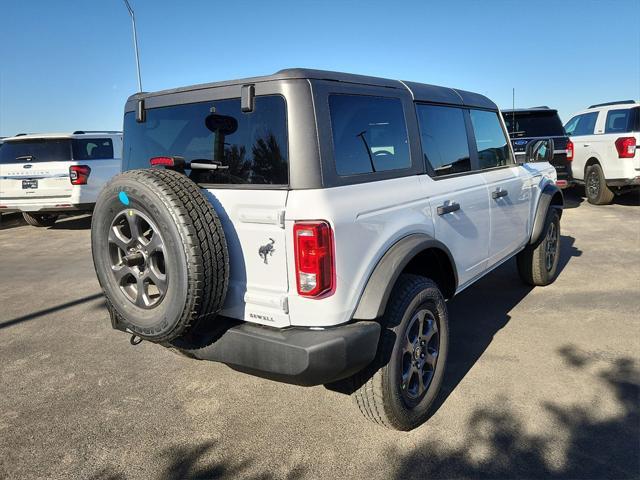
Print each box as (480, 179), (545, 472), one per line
(72, 138), (114, 160)
(605, 108), (638, 133)
(504, 111), (565, 138)
(328, 95), (410, 176)
(123, 95), (288, 186)
(0, 139), (71, 164)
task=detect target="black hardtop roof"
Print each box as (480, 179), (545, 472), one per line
(502, 107), (559, 114)
(127, 68), (497, 110)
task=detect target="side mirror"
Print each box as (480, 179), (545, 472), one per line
(524, 138), (554, 163)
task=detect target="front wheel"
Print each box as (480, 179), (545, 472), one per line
(22, 212), (58, 227)
(517, 209), (561, 286)
(353, 274), (449, 430)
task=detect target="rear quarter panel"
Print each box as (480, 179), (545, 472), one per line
(285, 175), (433, 327)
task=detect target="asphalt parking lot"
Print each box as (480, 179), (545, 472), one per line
(1, 191), (639, 480)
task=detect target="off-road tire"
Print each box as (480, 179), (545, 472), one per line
(353, 274), (449, 431)
(585, 163), (614, 205)
(517, 209), (561, 286)
(91, 168), (229, 343)
(22, 212), (58, 227)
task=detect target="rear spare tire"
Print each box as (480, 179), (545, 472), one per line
(91, 168), (229, 343)
(22, 212), (58, 227)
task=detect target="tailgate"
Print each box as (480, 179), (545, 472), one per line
(203, 188), (290, 328)
(0, 139), (73, 201)
(0, 161), (72, 201)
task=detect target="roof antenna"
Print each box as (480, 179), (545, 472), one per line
(123, 0), (143, 92)
(511, 87), (516, 134)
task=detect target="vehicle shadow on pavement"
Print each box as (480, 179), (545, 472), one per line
(433, 234), (581, 416)
(50, 214), (93, 230)
(389, 347), (639, 479)
(0, 213), (25, 230)
(563, 188), (584, 209)
(0, 293), (104, 329)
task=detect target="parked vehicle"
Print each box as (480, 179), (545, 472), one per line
(564, 101), (639, 204)
(503, 107), (572, 188)
(0, 131), (123, 226)
(91, 69), (563, 430)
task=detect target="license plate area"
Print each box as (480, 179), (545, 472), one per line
(22, 179), (38, 189)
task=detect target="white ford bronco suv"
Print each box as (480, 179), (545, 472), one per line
(564, 100), (639, 204)
(0, 131), (122, 226)
(91, 69), (563, 430)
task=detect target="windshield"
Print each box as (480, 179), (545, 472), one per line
(503, 111), (565, 138)
(0, 139), (72, 164)
(123, 95), (288, 185)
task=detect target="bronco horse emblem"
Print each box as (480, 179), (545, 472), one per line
(258, 238), (276, 264)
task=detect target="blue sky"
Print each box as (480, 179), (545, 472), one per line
(1, 0), (638, 137)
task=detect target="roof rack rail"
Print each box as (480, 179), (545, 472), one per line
(588, 100), (637, 109)
(72, 130), (122, 135)
(14, 133), (28, 136)
(530, 106), (550, 109)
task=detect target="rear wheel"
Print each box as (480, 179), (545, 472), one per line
(585, 163), (614, 205)
(353, 274), (449, 431)
(22, 212), (58, 227)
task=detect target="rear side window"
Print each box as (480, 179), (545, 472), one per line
(416, 104), (470, 177)
(469, 110), (513, 169)
(604, 109), (635, 133)
(564, 112), (598, 136)
(123, 95), (288, 185)
(329, 95), (410, 176)
(0, 139), (71, 164)
(72, 138), (114, 160)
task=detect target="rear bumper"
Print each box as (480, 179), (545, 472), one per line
(0, 202), (93, 213)
(606, 176), (640, 188)
(550, 153), (573, 186)
(186, 321), (381, 386)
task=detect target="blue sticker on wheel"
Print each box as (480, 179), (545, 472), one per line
(118, 191), (130, 206)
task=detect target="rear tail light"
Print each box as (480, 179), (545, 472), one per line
(150, 156), (185, 168)
(615, 137), (636, 158)
(293, 221), (335, 297)
(566, 139), (574, 161)
(150, 156), (176, 167)
(69, 165), (91, 185)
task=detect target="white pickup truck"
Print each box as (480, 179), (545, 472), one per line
(91, 69), (563, 430)
(0, 132), (122, 226)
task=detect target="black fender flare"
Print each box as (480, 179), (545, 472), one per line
(352, 234), (458, 320)
(530, 182), (564, 245)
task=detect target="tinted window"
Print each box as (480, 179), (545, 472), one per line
(0, 139), (71, 164)
(469, 110), (512, 169)
(123, 95), (288, 185)
(605, 109), (633, 133)
(564, 112), (598, 136)
(503, 110), (565, 137)
(416, 104), (470, 176)
(72, 138), (114, 160)
(329, 95), (410, 176)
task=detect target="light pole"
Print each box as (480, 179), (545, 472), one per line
(123, 0), (143, 92)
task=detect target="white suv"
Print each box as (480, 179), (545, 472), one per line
(91, 69), (563, 430)
(564, 101), (639, 204)
(0, 131), (123, 226)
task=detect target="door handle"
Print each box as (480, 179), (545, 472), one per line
(492, 189), (509, 200)
(583, 144), (590, 147)
(437, 202), (460, 215)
